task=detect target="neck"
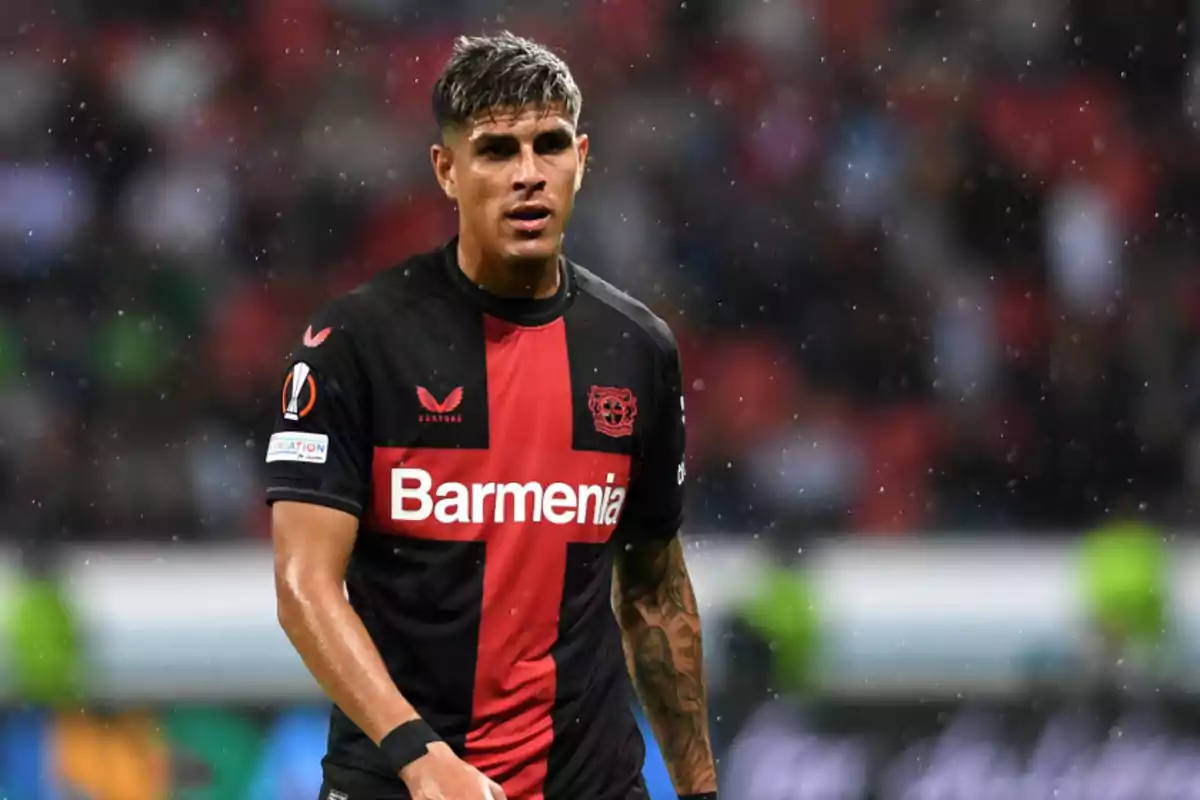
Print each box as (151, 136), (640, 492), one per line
(456, 234), (560, 300)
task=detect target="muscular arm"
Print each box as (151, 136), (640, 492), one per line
(272, 500), (421, 743)
(613, 535), (717, 796)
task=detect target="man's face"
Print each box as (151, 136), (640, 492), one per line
(432, 103), (588, 264)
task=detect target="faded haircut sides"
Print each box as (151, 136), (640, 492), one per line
(431, 31), (582, 133)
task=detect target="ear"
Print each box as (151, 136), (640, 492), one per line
(574, 133), (589, 192)
(430, 142), (458, 201)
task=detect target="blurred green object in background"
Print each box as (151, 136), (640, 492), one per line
(94, 313), (172, 387)
(1080, 520), (1168, 647)
(8, 576), (82, 705)
(739, 566), (820, 692)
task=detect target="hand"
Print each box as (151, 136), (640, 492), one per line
(400, 742), (507, 800)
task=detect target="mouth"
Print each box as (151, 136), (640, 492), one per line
(505, 205), (552, 233)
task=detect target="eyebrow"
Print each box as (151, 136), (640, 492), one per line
(472, 132), (517, 149)
(470, 124), (574, 148)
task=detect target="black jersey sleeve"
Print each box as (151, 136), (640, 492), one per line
(264, 299), (372, 517)
(619, 332), (687, 541)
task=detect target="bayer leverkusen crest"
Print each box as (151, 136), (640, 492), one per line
(588, 386), (637, 438)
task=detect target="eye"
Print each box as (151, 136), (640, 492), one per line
(535, 131), (572, 154)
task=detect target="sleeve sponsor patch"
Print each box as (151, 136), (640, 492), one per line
(266, 432), (330, 464)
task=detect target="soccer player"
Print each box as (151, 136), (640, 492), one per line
(265, 32), (718, 800)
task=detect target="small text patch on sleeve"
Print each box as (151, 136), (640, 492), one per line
(266, 432), (330, 464)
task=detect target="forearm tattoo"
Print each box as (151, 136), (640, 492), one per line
(613, 537), (717, 794)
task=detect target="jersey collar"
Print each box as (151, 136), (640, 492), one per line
(441, 238), (575, 326)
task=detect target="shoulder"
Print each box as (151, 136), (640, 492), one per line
(305, 246), (450, 343)
(571, 261), (678, 361)
(280, 246), (450, 377)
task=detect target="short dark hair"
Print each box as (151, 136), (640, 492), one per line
(431, 31), (582, 132)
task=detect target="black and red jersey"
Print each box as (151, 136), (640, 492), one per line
(264, 239), (686, 800)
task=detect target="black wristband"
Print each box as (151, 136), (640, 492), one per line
(379, 719), (442, 774)
(679, 794), (718, 800)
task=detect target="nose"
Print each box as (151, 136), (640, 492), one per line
(512, 146), (546, 194)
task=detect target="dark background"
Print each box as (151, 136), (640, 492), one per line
(6, 0), (1200, 546)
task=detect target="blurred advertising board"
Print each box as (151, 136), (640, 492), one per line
(5, 536), (1196, 701)
(7, 695), (1200, 800)
(2, 535), (1200, 798)
(721, 691), (1200, 800)
(0, 705), (329, 800)
(0, 705), (680, 800)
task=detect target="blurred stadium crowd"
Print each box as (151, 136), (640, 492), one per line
(4, 0), (1200, 543)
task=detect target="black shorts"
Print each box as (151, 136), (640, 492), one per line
(317, 762), (650, 800)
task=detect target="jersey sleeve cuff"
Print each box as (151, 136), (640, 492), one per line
(619, 512), (683, 542)
(265, 486), (364, 517)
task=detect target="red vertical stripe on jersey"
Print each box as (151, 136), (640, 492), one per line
(461, 315), (628, 799)
(462, 315), (572, 798)
(364, 315), (631, 800)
